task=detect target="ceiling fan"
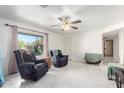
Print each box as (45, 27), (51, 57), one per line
(50, 16), (82, 31)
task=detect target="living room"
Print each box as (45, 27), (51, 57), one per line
(0, 4), (124, 89)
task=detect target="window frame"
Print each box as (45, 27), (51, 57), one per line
(18, 32), (44, 56)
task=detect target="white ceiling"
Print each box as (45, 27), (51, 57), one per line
(0, 5), (124, 33)
(103, 27), (124, 38)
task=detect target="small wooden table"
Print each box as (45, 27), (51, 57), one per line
(41, 57), (51, 69)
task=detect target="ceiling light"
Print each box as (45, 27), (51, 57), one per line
(62, 24), (70, 30)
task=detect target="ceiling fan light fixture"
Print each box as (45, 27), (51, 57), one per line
(51, 16), (81, 31)
(62, 24), (70, 30)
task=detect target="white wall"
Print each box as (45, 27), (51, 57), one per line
(119, 30), (124, 64)
(0, 18), (64, 75)
(113, 36), (119, 62)
(64, 22), (124, 63)
(49, 33), (64, 52)
(123, 31), (124, 65)
(64, 30), (103, 62)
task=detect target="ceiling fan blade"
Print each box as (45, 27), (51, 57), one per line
(70, 20), (82, 24)
(58, 17), (63, 22)
(50, 25), (60, 27)
(70, 26), (78, 29)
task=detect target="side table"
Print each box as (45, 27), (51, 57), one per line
(41, 57), (51, 69)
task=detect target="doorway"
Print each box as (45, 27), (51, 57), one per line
(104, 40), (113, 57)
(102, 31), (119, 63)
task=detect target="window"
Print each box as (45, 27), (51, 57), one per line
(18, 33), (44, 56)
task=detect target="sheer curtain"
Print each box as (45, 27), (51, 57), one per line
(8, 26), (18, 74)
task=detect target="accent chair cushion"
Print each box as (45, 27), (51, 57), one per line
(85, 53), (102, 63)
(58, 50), (63, 58)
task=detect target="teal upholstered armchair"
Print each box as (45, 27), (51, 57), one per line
(84, 53), (103, 64)
(0, 49), (5, 87)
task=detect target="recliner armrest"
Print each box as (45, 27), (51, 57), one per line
(63, 55), (68, 58)
(34, 62), (48, 69)
(35, 59), (46, 64)
(20, 62), (35, 67)
(20, 62), (35, 75)
(59, 57), (66, 60)
(63, 55), (68, 57)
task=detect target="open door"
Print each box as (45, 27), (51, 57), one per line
(104, 40), (113, 57)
